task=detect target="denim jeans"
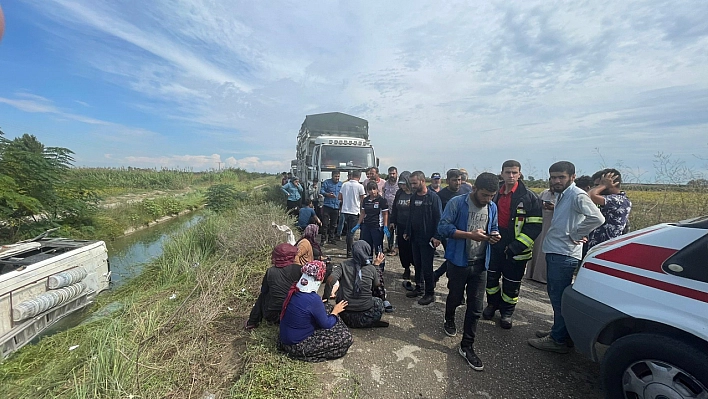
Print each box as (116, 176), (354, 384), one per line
(337, 212), (346, 236)
(546, 253), (579, 343)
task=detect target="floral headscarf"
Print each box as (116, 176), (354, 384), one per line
(281, 260), (328, 320)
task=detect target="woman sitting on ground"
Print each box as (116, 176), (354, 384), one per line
(295, 223), (322, 265)
(279, 260), (353, 362)
(244, 243), (301, 330)
(327, 240), (389, 328)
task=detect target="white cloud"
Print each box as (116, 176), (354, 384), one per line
(12, 0), (708, 179)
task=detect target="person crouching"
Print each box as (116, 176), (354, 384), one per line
(327, 240), (389, 328)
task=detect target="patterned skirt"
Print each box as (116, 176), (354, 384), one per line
(278, 318), (353, 362)
(339, 297), (384, 328)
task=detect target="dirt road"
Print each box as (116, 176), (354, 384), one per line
(318, 240), (603, 399)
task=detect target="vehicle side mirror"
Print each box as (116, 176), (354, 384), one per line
(376, 157), (380, 167)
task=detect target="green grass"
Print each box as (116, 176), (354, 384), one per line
(0, 201), (313, 399)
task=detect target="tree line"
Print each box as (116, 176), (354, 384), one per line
(0, 130), (98, 241)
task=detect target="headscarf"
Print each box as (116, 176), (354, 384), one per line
(302, 224), (321, 255)
(350, 240), (373, 299)
(280, 260), (327, 320)
(271, 243), (298, 267)
(397, 171), (411, 191)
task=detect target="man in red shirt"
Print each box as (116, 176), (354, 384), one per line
(483, 160), (543, 329)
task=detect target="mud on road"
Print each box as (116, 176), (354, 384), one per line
(317, 240), (603, 399)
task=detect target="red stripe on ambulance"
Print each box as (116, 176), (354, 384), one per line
(593, 243), (677, 274)
(584, 262), (708, 303)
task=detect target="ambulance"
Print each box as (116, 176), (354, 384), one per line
(562, 216), (708, 399)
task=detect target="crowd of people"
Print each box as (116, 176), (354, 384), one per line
(261, 161), (631, 368)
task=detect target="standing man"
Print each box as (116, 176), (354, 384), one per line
(528, 161), (604, 353)
(382, 166), (400, 255)
(438, 172), (500, 371)
(364, 167), (386, 193)
(459, 168), (474, 189)
(428, 172), (442, 193)
(339, 170), (366, 258)
(281, 177), (304, 214)
(483, 160), (543, 329)
(587, 168), (632, 249)
(433, 169), (473, 282)
(320, 170), (343, 245)
(404, 171), (443, 306)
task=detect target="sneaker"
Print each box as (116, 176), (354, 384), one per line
(534, 330), (574, 347)
(458, 346), (484, 371)
(500, 314), (512, 329)
(384, 301), (395, 313)
(528, 335), (570, 354)
(482, 305), (497, 320)
(327, 240), (336, 245)
(418, 294), (435, 306)
(535, 329), (550, 338)
(401, 269), (411, 280)
(406, 288), (422, 298)
(401, 281), (414, 291)
(443, 320), (457, 337)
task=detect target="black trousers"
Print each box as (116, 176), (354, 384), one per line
(343, 213), (359, 255)
(486, 228), (527, 315)
(433, 238), (448, 278)
(411, 239), (435, 295)
(321, 206), (339, 241)
(396, 231), (414, 272)
(247, 293), (280, 326)
(445, 262), (487, 348)
(286, 199), (300, 214)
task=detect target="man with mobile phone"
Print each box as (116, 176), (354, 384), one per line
(483, 160), (543, 329)
(404, 171), (443, 305)
(438, 172), (500, 371)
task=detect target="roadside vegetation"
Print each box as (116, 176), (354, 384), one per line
(0, 200), (316, 399)
(0, 129), (274, 243)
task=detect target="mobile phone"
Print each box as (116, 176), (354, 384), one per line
(543, 200), (553, 205)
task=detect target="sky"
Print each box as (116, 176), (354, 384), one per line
(0, 0), (707, 182)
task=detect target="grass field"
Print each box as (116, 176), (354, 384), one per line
(623, 188), (708, 230)
(0, 200), (314, 399)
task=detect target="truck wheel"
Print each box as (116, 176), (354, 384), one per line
(601, 333), (708, 399)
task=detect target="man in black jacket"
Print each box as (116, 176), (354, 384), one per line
(483, 160), (543, 329)
(404, 170), (443, 305)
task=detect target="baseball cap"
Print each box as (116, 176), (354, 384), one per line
(431, 172), (441, 179)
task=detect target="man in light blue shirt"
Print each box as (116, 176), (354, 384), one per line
(528, 161), (604, 354)
(320, 170), (343, 245)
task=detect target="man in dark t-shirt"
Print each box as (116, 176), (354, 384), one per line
(434, 169), (473, 281)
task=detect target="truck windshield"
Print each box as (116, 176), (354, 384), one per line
(320, 146), (374, 169)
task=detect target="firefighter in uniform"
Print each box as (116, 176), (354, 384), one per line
(483, 160), (543, 329)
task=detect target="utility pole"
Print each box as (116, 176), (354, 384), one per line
(217, 161), (222, 171)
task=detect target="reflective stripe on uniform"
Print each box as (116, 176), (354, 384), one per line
(525, 216), (543, 224)
(486, 286), (500, 295)
(516, 233), (534, 248)
(502, 292), (519, 304)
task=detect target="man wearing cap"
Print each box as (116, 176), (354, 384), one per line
(428, 172), (442, 193)
(483, 160), (543, 329)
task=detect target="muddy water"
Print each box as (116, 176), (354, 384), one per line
(106, 211), (203, 286)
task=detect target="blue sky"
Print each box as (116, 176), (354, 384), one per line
(0, 0), (707, 181)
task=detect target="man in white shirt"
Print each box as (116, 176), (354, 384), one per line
(528, 161), (605, 354)
(339, 170), (366, 257)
